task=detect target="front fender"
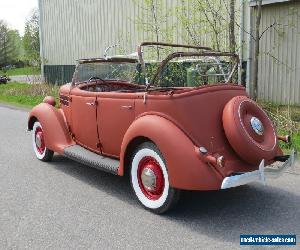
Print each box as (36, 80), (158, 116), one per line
(120, 115), (222, 190)
(28, 103), (74, 154)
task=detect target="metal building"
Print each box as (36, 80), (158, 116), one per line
(38, 0), (232, 84)
(39, 0), (300, 104)
(38, 0), (195, 83)
(39, 0), (142, 83)
(245, 0), (300, 105)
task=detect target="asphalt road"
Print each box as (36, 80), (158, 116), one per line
(0, 104), (299, 250)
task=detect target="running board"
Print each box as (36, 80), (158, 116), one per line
(63, 145), (119, 175)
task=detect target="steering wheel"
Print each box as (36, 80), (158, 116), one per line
(88, 76), (105, 83)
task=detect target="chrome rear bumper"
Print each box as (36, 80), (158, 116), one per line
(221, 149), (297, 189)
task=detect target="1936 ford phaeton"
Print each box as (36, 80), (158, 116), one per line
(28, 42), (296, 213)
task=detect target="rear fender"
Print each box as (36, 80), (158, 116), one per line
(28, 103), (74, 153)
(119, 115), (221, 190)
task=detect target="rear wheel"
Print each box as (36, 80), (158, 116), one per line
(130, 142), (180, 214)
(32, 121), (54, 162)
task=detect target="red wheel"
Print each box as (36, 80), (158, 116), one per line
(130, 142), (180, 214)
(35, 126), (45, 155)
(32, 121), (54, 161)
(222, 96), (278, 165)
(137, 156), (165, 201)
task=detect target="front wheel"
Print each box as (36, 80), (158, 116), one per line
(32, 121), (54, 162)
(130, 142), (180, 214)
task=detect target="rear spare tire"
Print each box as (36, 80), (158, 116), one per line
(222, 96), (278, 165)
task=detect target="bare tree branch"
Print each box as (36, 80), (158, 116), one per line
(220, 0), (255, 40)
(259, 22), (276, 40)
(150, 0), (160, 60)
(263, 51), (294, 71)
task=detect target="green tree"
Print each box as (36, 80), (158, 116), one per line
(0, 20), (21, 67)
(23, 8), (40, 66)
(176, 0), (230, 51)
(133, 0), (175, 60)
(8, 29), (23, 61)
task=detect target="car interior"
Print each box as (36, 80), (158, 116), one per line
(79, 80), (145, 93)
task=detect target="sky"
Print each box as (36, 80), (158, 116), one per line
(0, 0), (38, 36)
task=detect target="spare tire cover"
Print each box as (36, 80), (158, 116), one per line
(222, 96), (278, 165)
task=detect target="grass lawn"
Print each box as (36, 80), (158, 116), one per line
(259, 101), (300, 152)
(0, 82), (59, 108)
(0, 67), (41, 76)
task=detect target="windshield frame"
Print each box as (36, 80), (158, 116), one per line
(72, 58), (139, 86)
(137, 42), (217, 89)
(71, 42), (239, 90)
(149, 51), (239, 87)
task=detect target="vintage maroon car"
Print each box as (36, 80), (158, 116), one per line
(28, 42), (296, 213)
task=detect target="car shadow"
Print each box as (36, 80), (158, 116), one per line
(50, 154), (300, 243)
(168, 186), (300, 242)
(50, 155), (138, 206)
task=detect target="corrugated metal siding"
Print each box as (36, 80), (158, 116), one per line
(40, 0), (238, 83)
(44, 65), (75, 84)
(40, 0), (300, 102)
(258, 1), (300, 104)
(40, 0), (235, 65)
(41, 0), (142, 65)
(41, 0), (180, 65)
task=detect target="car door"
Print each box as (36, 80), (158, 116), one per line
(70, 88), (100, 152)
(97, 94), (135, 157)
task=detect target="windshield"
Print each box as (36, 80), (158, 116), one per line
(140, 45), (238, 88)
(147, 56), (237, 87)
(74, 62), (140, 83)
(73, 45), (238, 88)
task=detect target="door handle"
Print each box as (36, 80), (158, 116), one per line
(121, 105), (133, 109)
(86, 102), (95, 106)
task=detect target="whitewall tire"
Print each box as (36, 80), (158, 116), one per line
(130, 142), (180, 214)
(32, 121), (54, 162)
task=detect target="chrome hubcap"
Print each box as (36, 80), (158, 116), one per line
(141, 167), (157, 191)
(250, 116), (264, 135)
(36, 133), (42, 147)
(137, 156), (165, 200)
(35, 127), (45, 154)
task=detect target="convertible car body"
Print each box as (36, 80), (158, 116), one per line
(28, 42), (296, 213)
